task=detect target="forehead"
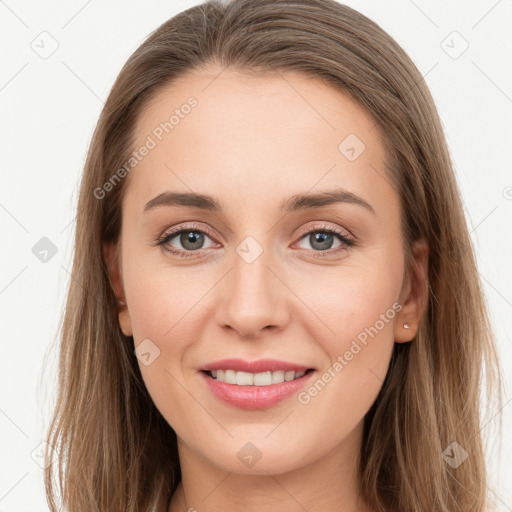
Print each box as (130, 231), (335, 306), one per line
(134, 67), (381, 148)
(126, 66), (394, 217)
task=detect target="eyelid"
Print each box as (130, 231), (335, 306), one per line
(158, 222), (216, 240)
(294, 221), (352, 240)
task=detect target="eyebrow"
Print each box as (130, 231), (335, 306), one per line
(143, 187), (375, 215)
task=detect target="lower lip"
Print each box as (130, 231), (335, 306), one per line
(200, 370), (315, 409)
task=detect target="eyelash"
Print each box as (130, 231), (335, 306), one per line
(155, 223), (355, 259)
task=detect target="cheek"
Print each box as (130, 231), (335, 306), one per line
(125, 251), (213, 343)
(294, 257), (401, 348)
(122, 257), (215, 421)
(334, 280), (398, 351)
(292, 263), (400, 411)
(126, 276), (197, 431)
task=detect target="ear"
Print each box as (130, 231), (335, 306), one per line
(103, 241), (133, 337)
(394, 238), (429, 343)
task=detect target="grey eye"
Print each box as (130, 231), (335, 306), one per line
(298, 231), (343, 251)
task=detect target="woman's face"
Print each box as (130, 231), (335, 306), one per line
(106, 66), (425, 475)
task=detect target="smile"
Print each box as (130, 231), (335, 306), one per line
(200, 369), (316, 409)
(205, 369), (310, 386)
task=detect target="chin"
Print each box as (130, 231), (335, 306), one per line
(192, 435), (316, 475)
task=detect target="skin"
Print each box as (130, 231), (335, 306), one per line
(104, 65), (428, 512)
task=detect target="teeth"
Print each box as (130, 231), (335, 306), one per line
(208, 369), (307, 386)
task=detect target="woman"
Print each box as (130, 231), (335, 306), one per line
(44, 0), (504, 511)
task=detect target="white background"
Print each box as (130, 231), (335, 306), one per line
(1, 0), (511, 510)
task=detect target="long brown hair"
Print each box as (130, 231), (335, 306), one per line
(44, 1), (504, 510)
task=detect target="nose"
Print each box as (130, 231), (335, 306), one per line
(215, 246), (291, 339)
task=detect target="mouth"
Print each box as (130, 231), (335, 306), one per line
(201, 368), (316, 386)
(200, 367), (316, 409)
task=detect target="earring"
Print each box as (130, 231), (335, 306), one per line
(403, 323), (410, 329)
(118, 300), (125, 306)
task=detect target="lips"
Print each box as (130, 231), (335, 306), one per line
(200, 358), (314, 373)
(198, 358), (317, 409)
(200, 369), (315, 409)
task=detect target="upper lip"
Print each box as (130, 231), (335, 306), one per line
(200, 358), (314, 373)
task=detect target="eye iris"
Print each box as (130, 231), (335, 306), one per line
(310, 232), (333, 251)
(181, 231), (204, 250)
